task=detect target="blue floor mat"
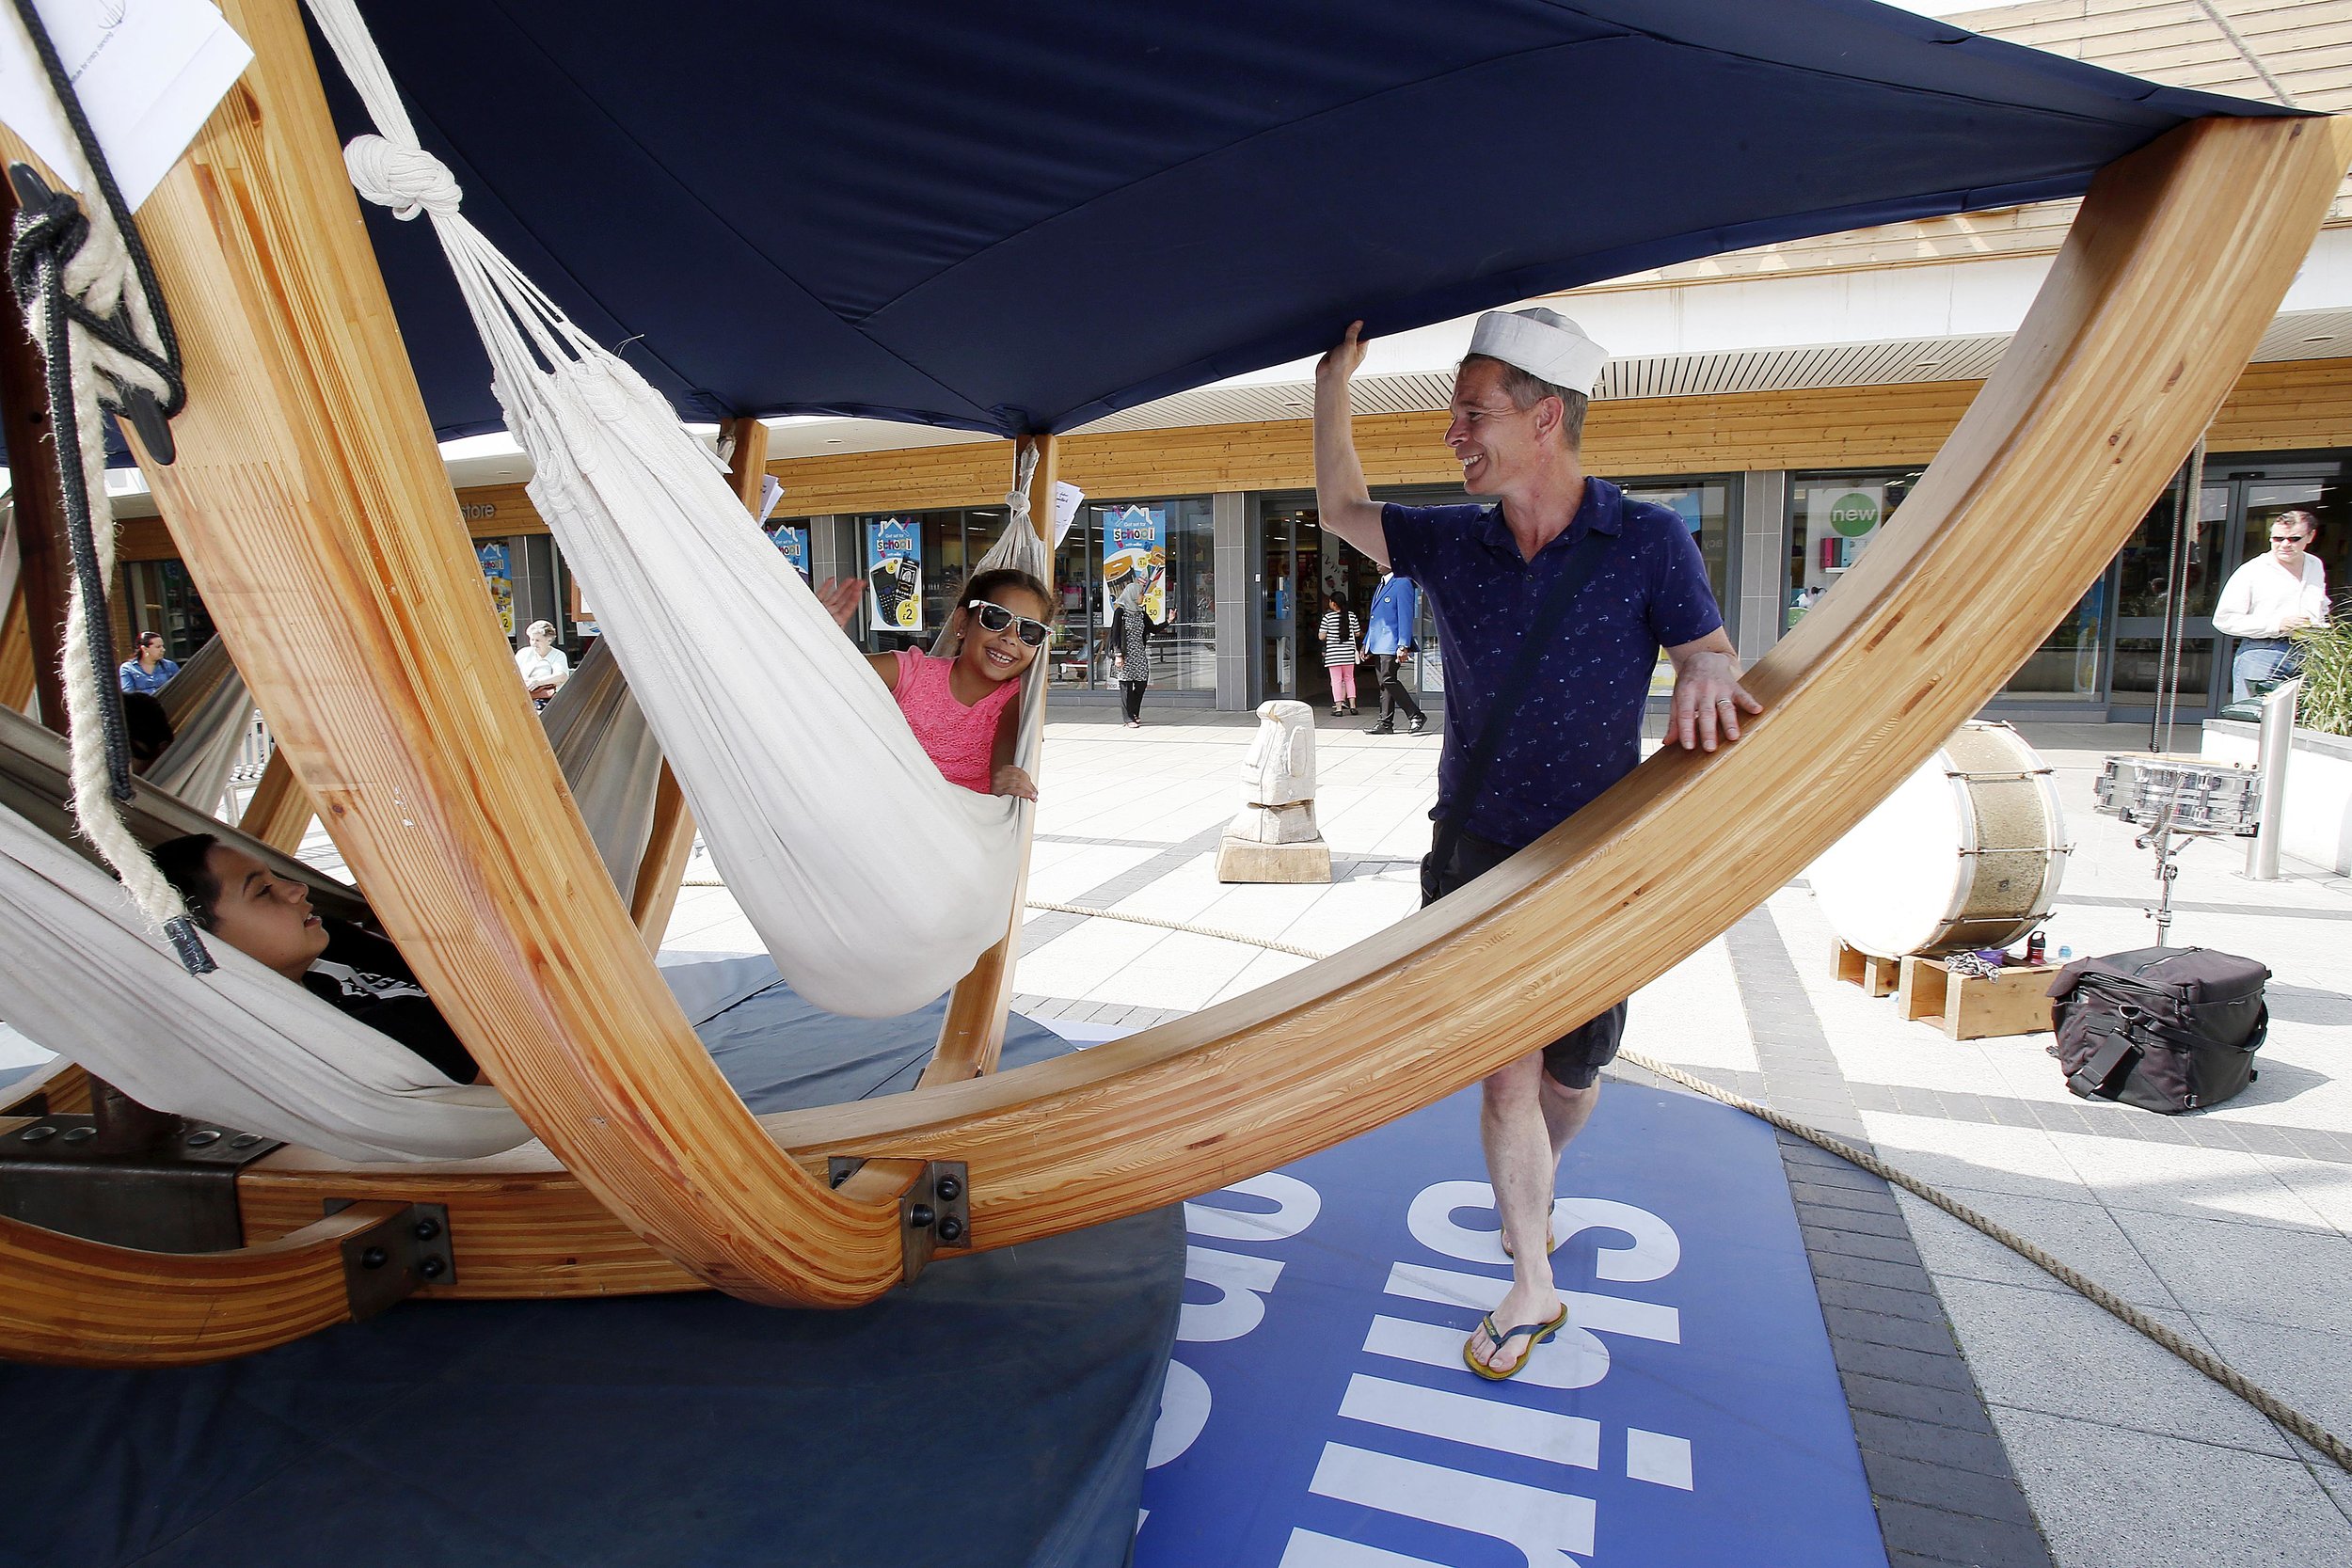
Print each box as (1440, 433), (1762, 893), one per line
(0, 971), (1181, 1568)
(1138, 1079), (1887, 1568)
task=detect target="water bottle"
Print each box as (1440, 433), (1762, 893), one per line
(2058, 945), (2073, 962)
(2026, 930), (2047, 965)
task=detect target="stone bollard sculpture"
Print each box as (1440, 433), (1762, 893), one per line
(1216, 699), (1333, 883)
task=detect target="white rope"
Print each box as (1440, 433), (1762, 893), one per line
(2190, 0), (2298, 107)
(20, 183), (186, 932)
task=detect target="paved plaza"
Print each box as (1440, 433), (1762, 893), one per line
(664, 706), (2352, 1568)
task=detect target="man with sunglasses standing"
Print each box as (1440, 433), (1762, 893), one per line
(2215, 509), (2329, 703)
(1312, 309), (1760, 1381)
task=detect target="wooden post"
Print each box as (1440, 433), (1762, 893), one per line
(627, 762), (691, 946)
(236, 747), (312, 851)
(622, 417), (766, 948)
(0, 174), (73, 733)
(79, 0), (902, 1307)
(920, 435), (1056, 1086)
(0, 573), (33, 715)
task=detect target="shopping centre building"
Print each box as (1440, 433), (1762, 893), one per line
(103, 0), (2352, 725)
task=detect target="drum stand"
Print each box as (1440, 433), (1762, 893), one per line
(2134, 800), (2238, 946)
(2136, 802), (2188, 946)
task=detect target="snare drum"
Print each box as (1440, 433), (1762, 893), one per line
(1809, 721), (2070, 959)
(2093, 755), (2260, 835)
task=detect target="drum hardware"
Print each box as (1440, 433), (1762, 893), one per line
(2094, 755), (2264, 945)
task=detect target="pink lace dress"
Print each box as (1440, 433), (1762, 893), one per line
(892, 649), (1020, 793)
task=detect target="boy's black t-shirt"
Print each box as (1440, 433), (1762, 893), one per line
(300, 920), (480, 1085)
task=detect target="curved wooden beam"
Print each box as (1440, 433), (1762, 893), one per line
(104, 0), (905, 1307)
(922, 435), (1058, 1086)
(735, 113), (2352, 1244)
(236, 746), (312, 851)
(10, 5), (2333, 1324)
(0, 1201), (405, 1367)
(171, 114), (2350, 1321)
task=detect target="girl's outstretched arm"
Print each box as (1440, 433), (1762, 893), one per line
(816, 577), (901, 690)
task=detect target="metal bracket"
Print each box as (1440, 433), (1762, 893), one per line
(827, 1158), (971, 1285)
(0, 1116), (281, 1252)
(336, 1202), (455, 1322)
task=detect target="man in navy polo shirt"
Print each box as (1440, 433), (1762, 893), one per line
(1313, 309), (1759, 1378)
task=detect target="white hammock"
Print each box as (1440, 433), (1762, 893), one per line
(145, 636), (252, 816)
(538, 637), (662, 905)
(0, 796), (529, 1163)
(306, 0), (1042, 1018)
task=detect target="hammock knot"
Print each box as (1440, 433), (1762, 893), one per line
(344, 135), (460, 221)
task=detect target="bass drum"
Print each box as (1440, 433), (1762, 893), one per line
(1809, 721), (2069, 959)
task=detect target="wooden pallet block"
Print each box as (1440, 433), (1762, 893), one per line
(1834, 941), (1902, 998)
(1898, 957), (2060, 1041)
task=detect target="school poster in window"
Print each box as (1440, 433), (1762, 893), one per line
(866, 518), (923, 632)
(477, 542), (515, 636)
(1103, 505), (1167, 625)
(771, 524), (810, 581)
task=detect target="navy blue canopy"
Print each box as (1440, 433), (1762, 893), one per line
(305, 2), (2278, 438)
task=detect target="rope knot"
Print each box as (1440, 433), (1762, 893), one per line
(344, 135), (460, 221)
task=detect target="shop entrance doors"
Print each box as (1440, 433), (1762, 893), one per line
(1257, 504), (1390, 710)
(1260, 505), (1321, 705)
(2107, 458), (2348, 722)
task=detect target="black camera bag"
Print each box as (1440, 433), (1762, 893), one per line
(2046, 946), (2270, 1114)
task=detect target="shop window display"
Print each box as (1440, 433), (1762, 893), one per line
(863, 499), (1212, 693)
(1065, 499), (1215, 693)
(1791, 467), (2113, 704)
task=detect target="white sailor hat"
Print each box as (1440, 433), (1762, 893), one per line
(1467, 308), (1609, 396)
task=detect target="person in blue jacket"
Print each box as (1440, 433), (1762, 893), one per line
(1361, 566), (1425, 735)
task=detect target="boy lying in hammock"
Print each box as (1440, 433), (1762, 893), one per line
(814, 567), (1054, 801)
(151, 833), (483, 1085)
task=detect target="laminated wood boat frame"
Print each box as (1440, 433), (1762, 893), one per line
(1, 0), (2347, 1362)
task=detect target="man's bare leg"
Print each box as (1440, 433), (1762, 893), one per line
(1471, 1051), (1599, 1372)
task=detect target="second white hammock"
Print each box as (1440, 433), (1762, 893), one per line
(305, 0), (1046, 1018)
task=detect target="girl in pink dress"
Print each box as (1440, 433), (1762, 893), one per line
(818, 567), (1053, 800)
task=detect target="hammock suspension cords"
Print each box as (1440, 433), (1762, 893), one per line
(3, 0), (205, 971)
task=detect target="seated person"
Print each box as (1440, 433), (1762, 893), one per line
(150, 833), (481, 1084)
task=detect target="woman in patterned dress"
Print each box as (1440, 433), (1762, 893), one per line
(1110, 579), (1153, 727)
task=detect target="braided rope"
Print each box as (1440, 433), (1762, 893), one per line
(1001, 898), (2352, 1473)
(6, 0), (203, 971)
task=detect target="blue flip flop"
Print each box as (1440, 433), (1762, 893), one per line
(1463, 1304), (1569, 1381)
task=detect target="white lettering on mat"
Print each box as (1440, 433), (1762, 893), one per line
(1309, 1443), (1597, 1564)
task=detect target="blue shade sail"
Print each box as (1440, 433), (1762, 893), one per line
(58, 1), (2303, 459)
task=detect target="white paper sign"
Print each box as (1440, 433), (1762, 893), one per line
(0, 0), (252, 211)
(757, 472), (784, 524)
(1052, 480), (1085, 546)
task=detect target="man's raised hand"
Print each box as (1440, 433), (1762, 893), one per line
(1317, 320), (1368, 388)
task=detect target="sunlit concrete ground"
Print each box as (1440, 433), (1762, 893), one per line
(660, 705), (2352, 1567)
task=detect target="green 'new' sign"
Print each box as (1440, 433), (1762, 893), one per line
(1829, 492), (1880, 538)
